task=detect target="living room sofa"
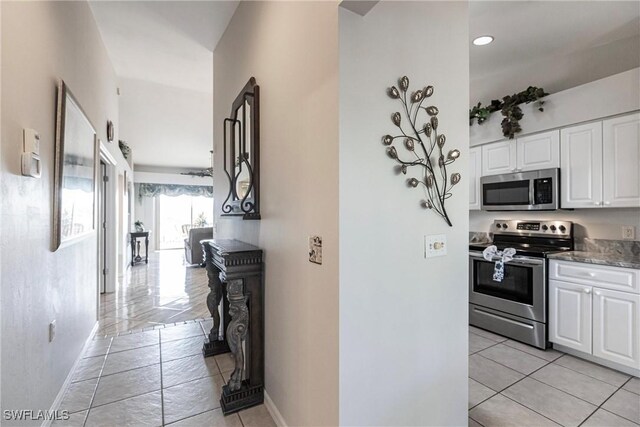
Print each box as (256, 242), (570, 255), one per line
(184, 227), (213, 265)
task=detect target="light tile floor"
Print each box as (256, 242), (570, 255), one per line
(468, 326), (640, 427)
(98, 250), (210, 336)
(55, 320), (276, 427)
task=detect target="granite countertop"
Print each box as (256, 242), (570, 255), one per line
(547, 251), (640, 270)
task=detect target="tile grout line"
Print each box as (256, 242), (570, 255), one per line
(469, 353), (555, 411)
(159, 331), (166, 427)
(552, 354), (633, 387)
(82, 337), (113, 427)
(577, 376), (639, 427)
(471, 349), (635, 426)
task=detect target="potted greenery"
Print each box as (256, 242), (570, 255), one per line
(134, 220), (145, 232)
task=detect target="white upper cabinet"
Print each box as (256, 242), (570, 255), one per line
(469, 146), (482, 210)
(561, 113), (640, 209)
(602, 113), (640, 208)
(481, 130), (559, 177)
(561, 122), (604, 208)
(516, 130), (560, 172)
(481, 140), (516, 176)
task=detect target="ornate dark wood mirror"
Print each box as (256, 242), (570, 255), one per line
(222, 77), (260, 219)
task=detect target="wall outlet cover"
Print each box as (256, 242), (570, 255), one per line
(622, 225), (635, 240)
(425, 234), (447, 258)
(309, 236), (322, 265)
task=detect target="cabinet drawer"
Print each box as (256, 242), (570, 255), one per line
(550, 260), (640, 294)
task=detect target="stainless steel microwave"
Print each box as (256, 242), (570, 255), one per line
(481, 168), (559, 211)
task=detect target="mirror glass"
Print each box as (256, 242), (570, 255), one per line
(234, 100), (252, 200)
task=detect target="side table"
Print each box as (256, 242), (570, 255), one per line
(130, 231), (150, 266)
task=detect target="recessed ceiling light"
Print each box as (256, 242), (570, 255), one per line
(473, 36), (494, 46)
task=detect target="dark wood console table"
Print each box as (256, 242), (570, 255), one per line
(201, 239), (264, 415)
(130, 231), (150, 266)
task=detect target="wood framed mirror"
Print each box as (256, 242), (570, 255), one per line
(221, 77), (260, 219)
(53, 79), (99, 250)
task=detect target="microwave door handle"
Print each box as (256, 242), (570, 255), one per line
(530, 178), (535, 206)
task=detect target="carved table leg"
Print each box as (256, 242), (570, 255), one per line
(135, 240), (142, 262)
(202, 242), (230, 357)
(220, 279), (263, 414)
(144, 234), (149, 264)
(226, 279), (248, 391)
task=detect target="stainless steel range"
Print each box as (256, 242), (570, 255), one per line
(469, 220), (573, 349)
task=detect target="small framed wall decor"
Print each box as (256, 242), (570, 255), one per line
(107, 120), (114, 142)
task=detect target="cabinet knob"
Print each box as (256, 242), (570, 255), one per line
(594, 201), (601, 206)
(594, 291), (601, 296)
(584, 288), (591, 294)
(604, 201), (611, 206)
(588, 272), (596, 277)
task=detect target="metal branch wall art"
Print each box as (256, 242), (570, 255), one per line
(383, 76), (460, 227)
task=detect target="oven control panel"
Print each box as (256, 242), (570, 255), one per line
(492, 220), (572, 237)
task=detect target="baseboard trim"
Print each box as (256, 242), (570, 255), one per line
(42, 321), (99, 427)
(264, 390), (287, 427)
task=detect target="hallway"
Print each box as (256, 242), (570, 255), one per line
(57, 250), (277, 426)
(55, 322), (276, 426)
(98, 250), (210, 336)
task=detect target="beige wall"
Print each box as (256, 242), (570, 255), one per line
(213, 2), (339, 425)
(1, 1), (123, 420)
(339, 2), (469, 424)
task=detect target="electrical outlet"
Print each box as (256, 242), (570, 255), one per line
(622, 225), (635, 240)
(309, 236), (322, 265)
(49, 320), (56, 342)
(425, 234), (447, 258)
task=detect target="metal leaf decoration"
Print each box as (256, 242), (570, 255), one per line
(382, 76), (461, 226)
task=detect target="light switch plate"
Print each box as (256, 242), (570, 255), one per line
(425, 234), (447, 258)
(309, 236), (322, 265)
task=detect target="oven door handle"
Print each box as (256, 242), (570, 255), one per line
(469, 251), (545, 266)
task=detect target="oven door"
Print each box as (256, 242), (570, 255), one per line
(469, 251), (546, 322)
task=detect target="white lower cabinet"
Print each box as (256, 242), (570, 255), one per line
(550, 280), (592, 353)
(592, 288), (640, 368)
(549, 260), (640, 370)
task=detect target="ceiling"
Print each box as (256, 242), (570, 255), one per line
(470, 1), (640, 103)
(90, 1), (238, 93)
(89, 1), (239, 169)
(88, 1), (639, 167)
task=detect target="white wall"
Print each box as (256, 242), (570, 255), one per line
(339, 3), (469, 425)
(470, 68), (640, 146)
(1, 1), (125, 420)
(119, 77), (213, 169)
(213, 2), (339, 425)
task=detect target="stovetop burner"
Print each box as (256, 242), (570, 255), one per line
(470, 219), (574, 258)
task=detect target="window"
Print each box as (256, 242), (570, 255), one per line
(157, 194), (213, 249)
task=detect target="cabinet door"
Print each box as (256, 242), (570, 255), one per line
(593, 288), (640, 369)
(549, 280), (592, 353)
(469, 146), (482, 210)
(516, 130), (560, 172)
(603, 113), (640, 208)
(481, 140), (516, 176)
(560, 122), (603, 208)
